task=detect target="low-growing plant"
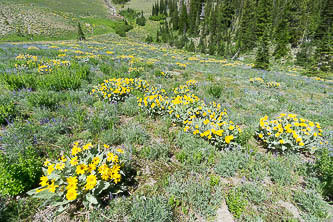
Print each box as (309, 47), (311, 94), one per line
(27, 90), (62, 110)
(121, 124), (150, 145)
(28, 142), (128, 212)
(140, 142), (170, 160)
(257, 113), (325, 154)
(239, 182), (268, 205)
(91, 78), (149, 103)
(215, 150), (249, 177)
(0, 97), (17, 125)
(315, 148), (333, 199)
(0, 147), (42, 196)
(293, 190), (331, 219)
(137, 87), (169, 116)
(130, 196), (173, 222)
(175, 131), (216, 167)
(269, 158), (294, 185)
(226, 188), (248, 219)
(166, 172), (223, 219)
(207, 84), (223, 98)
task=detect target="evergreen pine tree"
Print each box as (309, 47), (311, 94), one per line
(312, 0), (333, 72)
(273, 4), (290, 60)
(256, 0), (272, 39)
(254, 26), (270, 70)
(217, 39), (225, 57)
(238, 0), (257, 52)
(179, 2), (188, 34)
(208, 35), (216, 55)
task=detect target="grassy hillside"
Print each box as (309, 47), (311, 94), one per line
(0, 0), (332, 221)
(0, 33), (332, 221)
(0, 0), (120, 42)
(3, 0), (109, 17)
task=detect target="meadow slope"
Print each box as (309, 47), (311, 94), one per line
(0, 32), (332, 221)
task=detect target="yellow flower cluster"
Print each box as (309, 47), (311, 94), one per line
(183, 102), (242, 148)
(249, 77), (264, 85)
(266, 81), (281, 88)
(138, 79), (241, 149)
(34, 142), (125, 203)
(173, 80), (198, 95)
(137, 87), (169, 116)
(250, 77), (281, 88)
(257, 113), (324, 154)
(176, 62), (187, 69)
(16, 54), (38, 61)
(156, 71), (173, 78)
(91, 78), (149, 102)
(38, 59), (71, 73)
(15, 54), (38, 70)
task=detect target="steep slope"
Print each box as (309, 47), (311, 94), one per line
(0, 0), (120, 42)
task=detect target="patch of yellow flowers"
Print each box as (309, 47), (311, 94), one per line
(257, 113), (325, 154)
(137, 87), (169, 116)
(249, 77), (281, 88)
(91, 78), (149, 102)
(138, 79), (241, 149)
(30, 142), (126, 206)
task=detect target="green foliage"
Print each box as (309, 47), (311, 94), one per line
(149, 14), (166, 21)
(145, 35), (154, 43)
(254, 27), (270, 70)
(27, 90), (63, 110)
(215, 150), (249, 177)
(0, 196), (40, 222)
(268, 158), (294, 185)
(207, 84), (223, 98)
(140, 142), (170, 161)
(130, 196), (173, 222)
(175, 132), (216, 167)
(77, 23), (86, 41)
(226, 188), (248, 219)
(239, 182), (268, 205)
(0, 96), (17, 125)
(0, 147), (41, 196)
(293, 190), (330, 219)
(112, 0), (130, 4)
(120, 8), (139, 21)
(121, 124), (150, 145)
(136, 12), (146, 26)
(315, 148), (333, 199)
(115, 21), (133, 37)
(0, 73), (37, 90)
(166, 172), (223, 219)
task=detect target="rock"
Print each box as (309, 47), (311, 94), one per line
(214, 199), (234, 222)
(278, 200), (304, 222)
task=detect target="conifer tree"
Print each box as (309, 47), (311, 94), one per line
(238, 0), (257, 52)
(273, 4), (290, 60)
(256, 0), (272, 39)
(179, 2), (188, 34)
(254, 26), (270, 70)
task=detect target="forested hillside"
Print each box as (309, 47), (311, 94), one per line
(152, 0), (332, 73)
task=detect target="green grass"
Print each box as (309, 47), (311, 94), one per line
(4, 0), (108, 16)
